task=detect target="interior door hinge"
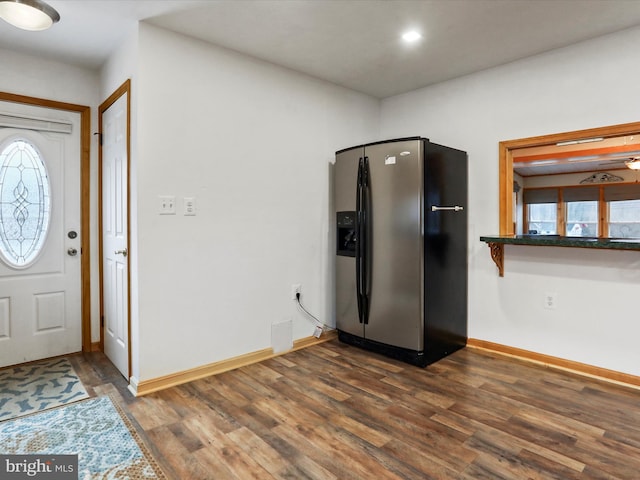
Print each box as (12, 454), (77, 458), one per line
(94, 132), (103, 146)
(100, 315), (104, 328)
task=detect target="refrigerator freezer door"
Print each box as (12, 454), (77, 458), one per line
(364, 139), (424, 351)
(335, 147), (363, 338)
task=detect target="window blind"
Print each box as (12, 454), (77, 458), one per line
(563, 186), (599, 202)
(604, 184), (640, 202)
(0, 112), (72, 134)
(523, 188), (558, 204)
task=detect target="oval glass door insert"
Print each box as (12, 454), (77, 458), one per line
(0, 139), (51, 268)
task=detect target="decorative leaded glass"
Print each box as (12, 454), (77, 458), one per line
(0, 139), (51, 268)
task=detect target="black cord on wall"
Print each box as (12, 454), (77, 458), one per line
(295, 292), (333, 337)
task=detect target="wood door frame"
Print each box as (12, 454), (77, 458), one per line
(98, 80), (132, 377)
(499, 121), (640, 235)
(0, 92), (92, 352)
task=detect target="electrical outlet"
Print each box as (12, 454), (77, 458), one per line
(291, 284), (301, 300)
(544, 292), (557, 310)
(184, 197), (196, 216)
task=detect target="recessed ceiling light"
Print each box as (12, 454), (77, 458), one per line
(402, 31), (422, 43)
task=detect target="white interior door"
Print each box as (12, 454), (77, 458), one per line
(0, 103), (81, 367)
(101, 92), (129, 379)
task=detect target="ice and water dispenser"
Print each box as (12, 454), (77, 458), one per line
(336, 211), (356, 257)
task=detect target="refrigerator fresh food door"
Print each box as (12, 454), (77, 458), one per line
(335, 146), (363, 338)
(363, 139), (424, 351)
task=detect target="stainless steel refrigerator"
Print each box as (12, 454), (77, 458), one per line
(334, 137), (467, 366)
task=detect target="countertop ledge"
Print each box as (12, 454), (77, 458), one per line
(479, 235), (640, 276)
(480, 235), (640, 250)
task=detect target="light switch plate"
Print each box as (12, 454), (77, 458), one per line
(158, 195), (176, 215)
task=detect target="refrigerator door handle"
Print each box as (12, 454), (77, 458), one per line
(355, 157), (364, 324)
(431, 205), (464, 212)
(361, 156), (371, 324)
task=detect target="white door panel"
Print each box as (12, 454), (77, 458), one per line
(102, 92), (129, 379)
(0, 103), (81, 367)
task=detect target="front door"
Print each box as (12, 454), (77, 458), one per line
(100, 84), (130, 379)
(0, 102), (82, 367)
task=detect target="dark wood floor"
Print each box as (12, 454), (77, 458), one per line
(70, 340), (640, 479)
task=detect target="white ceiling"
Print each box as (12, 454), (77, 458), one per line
(2, 0), (640, 98)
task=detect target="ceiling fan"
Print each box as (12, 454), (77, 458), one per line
(597, 155), (640, 170)
(625, 156), (640, 170)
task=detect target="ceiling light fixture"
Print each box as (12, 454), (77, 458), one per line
(0, 0), (60, 31)
(402, 31), (422, 43)
(555, 137), (604, 147)
(625, 157), (640, 170)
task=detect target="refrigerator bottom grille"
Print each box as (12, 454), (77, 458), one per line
(337, 330), (465, 367)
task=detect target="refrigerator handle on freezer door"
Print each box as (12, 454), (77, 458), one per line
(355, 157), (364, 324)
(361, 156), (371, 324)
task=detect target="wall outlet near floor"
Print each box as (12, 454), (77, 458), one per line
(291, 284), (301, 300)
(544, 292), (557, 310)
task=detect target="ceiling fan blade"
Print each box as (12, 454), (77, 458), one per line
(598, 160), (627, 165)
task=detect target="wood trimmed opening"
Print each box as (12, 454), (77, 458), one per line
(499, 121), (640, 235)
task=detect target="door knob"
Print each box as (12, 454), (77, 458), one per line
(67, 247), (78, 256)
(114, 248), (128, 257)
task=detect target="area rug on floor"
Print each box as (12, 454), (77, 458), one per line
(0, 357), (89, 421)
(0, 395), (166, 479)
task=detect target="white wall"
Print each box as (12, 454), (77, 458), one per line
(0, 48), (98, 105)
(134, 24), (379, 381)
(381, 26), (640, 376)
(0, 47), (101, 343)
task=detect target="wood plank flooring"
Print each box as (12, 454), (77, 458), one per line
(69, 340), (640, 479)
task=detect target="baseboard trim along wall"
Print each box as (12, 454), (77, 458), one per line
(467, 338), (640, 389)
(131, 333), (638, 396)
(132, 330), (338, 397)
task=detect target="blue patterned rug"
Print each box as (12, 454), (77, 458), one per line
(0, 357), (89, 421)
(0, 395), (166, 479)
